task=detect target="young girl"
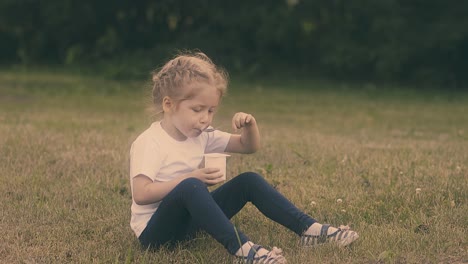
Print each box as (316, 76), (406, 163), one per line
(129, 52), (358, 263)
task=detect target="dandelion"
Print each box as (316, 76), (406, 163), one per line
(340, 155), (348, 164)
(341, 209), (346, 213)
(336, 199), (343, 203)
(310, 201), (316, 206)
(415, 188), (421, 194)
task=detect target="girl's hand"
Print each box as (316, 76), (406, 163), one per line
(232, 112), (256, 131)
(225, 111), (260, 154)
(190, 168), (224, 185)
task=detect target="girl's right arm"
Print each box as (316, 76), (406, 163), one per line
(132, 168), (224, 205)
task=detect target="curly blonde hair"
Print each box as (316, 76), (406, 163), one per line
(151, 51), (228, 114)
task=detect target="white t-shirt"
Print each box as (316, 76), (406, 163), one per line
(129, 121), (231, 237)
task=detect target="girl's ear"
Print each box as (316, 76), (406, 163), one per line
(162, 96), (173, 113)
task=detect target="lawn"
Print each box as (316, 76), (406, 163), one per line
(0, 70), (467, 263)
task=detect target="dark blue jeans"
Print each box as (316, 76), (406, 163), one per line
(138, 172), (316, 255)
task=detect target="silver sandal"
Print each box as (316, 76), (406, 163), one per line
(236, 244), (287, 264)
(301, 224), (359, 247)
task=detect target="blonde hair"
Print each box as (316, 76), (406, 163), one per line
(151, 51), (228, 114)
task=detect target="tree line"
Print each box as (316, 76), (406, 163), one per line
(1, 0), (467, 86)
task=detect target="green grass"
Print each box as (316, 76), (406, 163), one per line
(1, 70), (467, 263)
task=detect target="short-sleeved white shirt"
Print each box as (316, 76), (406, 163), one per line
(129, 121), (231, 237)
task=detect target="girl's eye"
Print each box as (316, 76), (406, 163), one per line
(192, 108), (202, 112)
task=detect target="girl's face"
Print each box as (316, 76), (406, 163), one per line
(162, 84), (220, 141)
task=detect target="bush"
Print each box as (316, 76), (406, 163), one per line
(1, 0), (467, 87)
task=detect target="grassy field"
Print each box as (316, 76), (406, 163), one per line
(0, 70), (467, 263)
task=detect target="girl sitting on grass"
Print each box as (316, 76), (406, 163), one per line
(129, 51), (358, 263)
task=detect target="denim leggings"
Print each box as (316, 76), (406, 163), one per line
(138, 172), (316, 255)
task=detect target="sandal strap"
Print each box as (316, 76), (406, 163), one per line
(247, 244), (263, 261)
(318, 224), (330, 243)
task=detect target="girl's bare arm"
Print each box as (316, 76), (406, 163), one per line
(132, 168), (223, 205)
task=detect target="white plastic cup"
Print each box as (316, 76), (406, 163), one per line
(204, 153), (230, 181)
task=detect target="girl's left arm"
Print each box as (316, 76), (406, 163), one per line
(224, 112), (260, 154)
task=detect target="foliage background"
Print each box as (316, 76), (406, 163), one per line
(1, 0), (468, 86)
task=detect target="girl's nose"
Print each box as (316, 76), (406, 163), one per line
(200, 112), (210, 124)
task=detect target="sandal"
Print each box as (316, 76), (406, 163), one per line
(301, 224), (359, 247)
(236, 244), (287, 264)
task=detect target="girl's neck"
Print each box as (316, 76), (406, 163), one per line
(160, 119), (187, 141)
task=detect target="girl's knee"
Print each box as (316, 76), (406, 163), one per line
(174, 178), (210, 199)
(177, 177), (206, 191)
(236, 171), (266, 184)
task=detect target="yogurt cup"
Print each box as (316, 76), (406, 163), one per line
(204, 153), (230, 180)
